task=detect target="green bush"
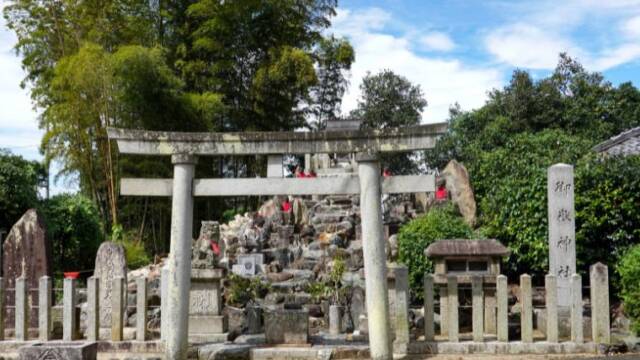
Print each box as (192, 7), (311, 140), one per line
(617, 244), (640, 334)
(397, 205), (474, 300)
(40, 194), (104, 275)
(111, 224), (151, 269)
(225, 273), (270, 307)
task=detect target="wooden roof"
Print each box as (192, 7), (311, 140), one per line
(424, 239), (510, 257)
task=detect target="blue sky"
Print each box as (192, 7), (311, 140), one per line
(2, 0), (640, 192)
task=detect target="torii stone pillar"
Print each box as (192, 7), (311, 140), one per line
(357, 152), (392, 360)
(166, 154), (197, 359)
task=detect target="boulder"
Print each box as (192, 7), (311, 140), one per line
(442, 159), (477, 226)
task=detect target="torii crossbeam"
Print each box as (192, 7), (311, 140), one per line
(107, 123), (446, 360)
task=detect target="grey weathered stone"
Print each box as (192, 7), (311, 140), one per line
(439, 286), (448, 336)
(545, 274), (558, 343)
(247, 305), (263, 334)
(87, 277), (99, 341)
(94, 242), (127, 329)
(329, 305), (341, 335)
(472, 276), (484, 342)
(111, 277), (125, 341)
(590, 263), (610, 344)
(189, 268), (227, 342)
(442, 160), (476, 226)
(38, 276), (52, 341)
(547, 164), (576, 309)
(264, 308), (309, 345)
(571, 273), (583, 343)
(447, 276), (459, 342)
(15, 276), (28, 341)
(393, 265), (409, 354)
(2, 209), (51, 329)
(160, 264), (169, 342)
(423, 274), (435, 341)
(63, 278), (77, 341)
(520, 274), (533, 343)
(136, 277), (148, 341)
(18, 341), (97, 360)
(496, 275), (508, 342)
(0, 278), (4, 340)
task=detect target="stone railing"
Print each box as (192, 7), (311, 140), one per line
(0, 275), (162, 358)
(397, 262), (611, 355)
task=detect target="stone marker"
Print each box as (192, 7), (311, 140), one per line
(329, 305), (341, 335)
(2, 209), (51, 328)
(247, 305), (263, 334)
(439, 286), (448, 336)
(496, 275), (508, 342)
(393, 265), (409, 354)
(520, 274), (533, 343)
(15, 276), (28, 341)
(423, 274), (435, 341)
(189, 268), (228, 342)
(547, 164), (576, 308)
(264, 308), (309, 345)
(590, 263), (610, 344)
(472, 276), (484, 342)
(545, 274), (559, 342)
(63, 278), (77, 341)
(94, 242), (127, 329)
(571, 274), (583, 343)
(136, 277), (148, 341)
(111, 277), (125, 341)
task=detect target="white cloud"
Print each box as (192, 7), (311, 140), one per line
(485, 24), (584, 70)
(621, 15), (640, 38)
(332, 8), (503, 124)
(419, 32), (455, 52)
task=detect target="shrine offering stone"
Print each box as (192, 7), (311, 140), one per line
(547, 164), (576, 308)
(19, 342), (97, 360)
(264, 308), (309, 345)
(3, 209), (51, 328)
(93, 242), (127, 328)
(189, 268), (228, 342)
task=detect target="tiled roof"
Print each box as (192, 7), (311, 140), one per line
(593, 127), (640, 156)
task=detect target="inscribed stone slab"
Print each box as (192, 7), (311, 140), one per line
(93, 242), (127, 328)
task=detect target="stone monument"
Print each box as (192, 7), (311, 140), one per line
(189, 221), (228, 342)
(94, 242), (127, 330)
(2, 209), (51, 328)
(547, 164), (576, 308)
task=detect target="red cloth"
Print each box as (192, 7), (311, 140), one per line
(383, 169), (392, 177)
(436, 186), (448, 200)
(296, 172), (306, 178)
(282, 201), (292, 212)
(210, 241), (220, 256)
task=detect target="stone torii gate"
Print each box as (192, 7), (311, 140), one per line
(107, 124), (446, 360)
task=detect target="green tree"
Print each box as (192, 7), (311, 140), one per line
(0, 150), (45, 232)
(40, 194), (104, 274)
(617, 244), (640, 334)
(310, 36), (355, 129)
(350, 70), (427, 173)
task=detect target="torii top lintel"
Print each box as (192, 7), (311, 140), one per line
(106, 123), (447, 156)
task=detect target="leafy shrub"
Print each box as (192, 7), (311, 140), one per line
(111, 224), (151, 269)
(397, 205), (473, 300)
(225, 274), (271, 307)
(40, 194), (104, 275)
(617, 244), (640, 334)
(222, 207), (246, 223)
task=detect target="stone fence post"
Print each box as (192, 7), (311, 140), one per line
(571, 274), (583, 343)
(393, 265), (409, 354)
(112, 277), (125, 341)
(520, 274), (532, 343)
(38, 276), (52, 341)
(447, 276), (459, 342)
(496, 275), (508, 342)
(545, 274), (558, 342)
(15, 276), (27, 341)
(137, 277), (148, 341)
(87, 276), (99, 341)
(472, 276), (484, 342)
(590, 263), (610, 344)
(423, 274), (435, 341)
(63, 278), (77, 341)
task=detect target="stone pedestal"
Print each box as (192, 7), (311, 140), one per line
(189, 268), (229, 343)
(19, 342), (97, 360)
(264, 308), (309, 345)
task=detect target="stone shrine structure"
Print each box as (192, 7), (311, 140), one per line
(94, 242), (127, 331)
(547, 164), (576, 308)
(2, 209), (51, 328)
(108, 123), (446, 360)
